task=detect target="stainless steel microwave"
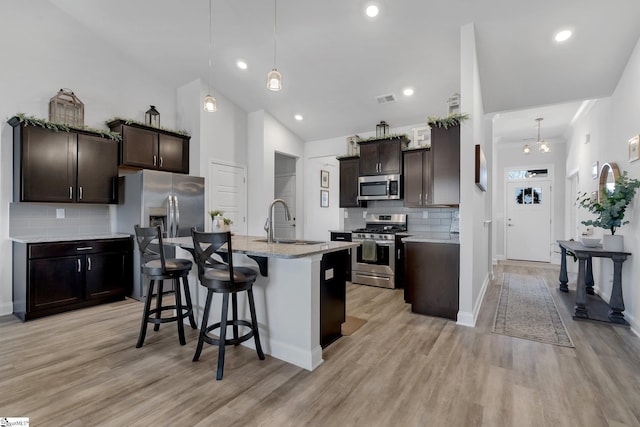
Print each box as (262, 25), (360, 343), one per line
(358, 174), (401, 200)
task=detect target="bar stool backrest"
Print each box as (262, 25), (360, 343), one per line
(191, 228), (235, 281)
(134, 224), (167, 273)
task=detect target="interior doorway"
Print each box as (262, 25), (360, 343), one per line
(505, 168), (552, 262)
(274, 152), (297, 239)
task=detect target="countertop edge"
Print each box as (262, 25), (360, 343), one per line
(10, 233), (133, 244)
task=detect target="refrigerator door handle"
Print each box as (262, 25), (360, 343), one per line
(167, 196), (174, 238)
(174, 196), (180, 237)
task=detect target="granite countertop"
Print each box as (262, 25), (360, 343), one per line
(164, 235), (359, 259)
(401, 232), (460, 244)
(10, 233), (132, 244)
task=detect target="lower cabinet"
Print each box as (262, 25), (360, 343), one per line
(404, 241), (459, 320)
(320, 249), (348, 348)
(13, 237), (133, 321)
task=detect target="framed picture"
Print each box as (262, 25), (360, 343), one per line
(629, 135), (639, 162)
(320, 170), (330, 188)
(474, 145), (487, 192)
(591, 161), (599, 179)
(320, 190), (329, 207)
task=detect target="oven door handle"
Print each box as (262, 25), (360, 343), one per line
(353, 240), (394, 247)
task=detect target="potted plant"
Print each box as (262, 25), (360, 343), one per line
(577, 170), (640, 250)
(209, 210), (233, 232)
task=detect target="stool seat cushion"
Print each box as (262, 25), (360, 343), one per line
(142, 258), (192, 277)
(201, 268), (257, 291)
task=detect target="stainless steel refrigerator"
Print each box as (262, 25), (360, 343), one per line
(116, 169), (205, 300)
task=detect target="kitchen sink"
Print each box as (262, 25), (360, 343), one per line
(253, 238), (326, 245)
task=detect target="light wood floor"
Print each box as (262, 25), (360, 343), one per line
(1, 262), (640, 426)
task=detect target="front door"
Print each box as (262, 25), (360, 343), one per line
(506, 180), (551, 262)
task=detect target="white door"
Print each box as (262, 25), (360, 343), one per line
(208, 161), (247, 235)
(506, 180), (551, 262)
(274, 173), (296, 239)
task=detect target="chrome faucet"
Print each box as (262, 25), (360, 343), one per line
(264, 199), (291, 243)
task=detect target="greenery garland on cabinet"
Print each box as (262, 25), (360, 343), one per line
(427, 112), (469, 129)
(11, 113), (123, 141)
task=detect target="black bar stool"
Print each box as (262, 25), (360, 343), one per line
(191, 228), (265, 380)
(134, 225), (197, 348)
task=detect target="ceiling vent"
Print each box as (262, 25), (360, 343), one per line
(376, 93), (396, 104)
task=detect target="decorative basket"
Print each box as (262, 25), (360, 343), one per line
(49, 88), (84, 127)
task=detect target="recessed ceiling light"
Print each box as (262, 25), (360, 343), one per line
(366, 4), (379, 18)
(554, 29), (572, 43)
(403, 88), (414, 97)
(294, 114), (303, 121)
(236, 60), (248, 70)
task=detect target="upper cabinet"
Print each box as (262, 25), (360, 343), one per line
(339, 156), (365, 208)
(358, 137), (408, 176)
(403, 148), (432, 207)
(403, 125), (460, 207)
(108, 120), (189, 174)
(10, 117), (119, 204)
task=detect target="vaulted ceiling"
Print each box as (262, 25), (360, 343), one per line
(49, 0), (640, 142)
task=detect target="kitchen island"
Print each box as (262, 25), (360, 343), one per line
(163, 235), (358, 371)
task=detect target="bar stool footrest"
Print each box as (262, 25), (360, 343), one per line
(202, 319), (255, 346)
(146, 305), (194, 325)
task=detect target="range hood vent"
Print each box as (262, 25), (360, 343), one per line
(376, 93), (396, 104)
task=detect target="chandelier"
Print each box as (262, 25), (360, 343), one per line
(524, 117), (549, 154)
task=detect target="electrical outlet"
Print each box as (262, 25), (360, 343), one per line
(422, 211), (429, 219)
(56, 208), (65, 219)
(363, 211), (367, 219)
(453, 210), (460, 219)
(344, 210), (349, 218)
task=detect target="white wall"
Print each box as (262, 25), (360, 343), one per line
(247, 111), (305, 238)
(564, 34), (640, 332)
(458, 23), (490, 327)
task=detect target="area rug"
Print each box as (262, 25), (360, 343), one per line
(342, 316), (367, 336)
(493, 273), (574, 347)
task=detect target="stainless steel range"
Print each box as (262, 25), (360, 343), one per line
(351, 213), (407, 289)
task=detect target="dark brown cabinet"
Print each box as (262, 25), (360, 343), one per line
(108, 120), (189, 174)
(320, 249), (348, 348)
(10, 118), (119, 204)
(358, 137), (407, 176)
(12, 237), (133, 321)
(404, 241), (459, 320)
(403, 126), (460, 207)
(338, 157), (364, 207)
(403, 149), (432, 207)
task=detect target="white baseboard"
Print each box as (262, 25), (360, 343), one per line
(0, 302), (13, 317)
(457, 272), (491, 328)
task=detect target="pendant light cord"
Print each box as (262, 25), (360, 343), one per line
(273, 0), (277, 68)
(208, 0), (212, 91)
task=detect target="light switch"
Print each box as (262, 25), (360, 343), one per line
(363, 211), (367, 219)
(56, 208), (65, 219)
(344, 210), (349, 218)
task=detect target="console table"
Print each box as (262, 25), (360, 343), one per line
(557, 240), (631, 325)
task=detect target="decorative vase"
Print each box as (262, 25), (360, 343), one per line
(212, 216), (225, 232)
(603, 234), (623, 252)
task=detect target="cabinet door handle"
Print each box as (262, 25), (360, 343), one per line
(79, 186), (83, 200)
(153, 155), (157, 166)
(87, 257), (92, 271)
(76, 246), (93, 251)
(419, 193), (422, 204)
(69, 186), (73, 200)
(160, 156), (163, 168)
(77, 259), (81, 272)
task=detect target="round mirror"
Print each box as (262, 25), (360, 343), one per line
(598, 162), (620, 202)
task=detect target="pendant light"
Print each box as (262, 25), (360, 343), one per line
(267, 0), (282, 91)
(203, 0), (217, 112)
(535, 117), (550, 153)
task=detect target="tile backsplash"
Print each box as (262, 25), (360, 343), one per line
(9, 203), (111, 238)
(343, 200), (458, 234)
